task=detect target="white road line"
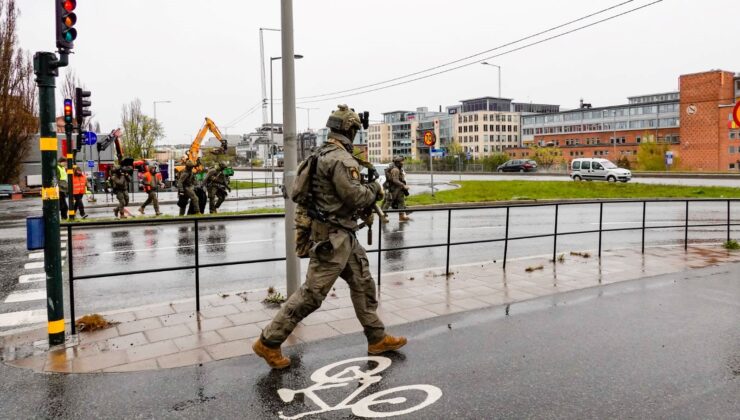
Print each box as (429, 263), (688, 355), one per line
(19, 273), (46, 284)
(24, 261), (44, 270)
(29, 250), (66, 260)
(0, 310), (46, 328)
(4, 289), (46, 303)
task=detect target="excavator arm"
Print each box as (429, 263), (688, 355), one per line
(177, 117), (229, 174)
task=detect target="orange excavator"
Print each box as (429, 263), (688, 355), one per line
(175, 117), (229, 174)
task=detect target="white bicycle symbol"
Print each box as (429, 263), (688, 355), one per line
(277, 356), (442, 419)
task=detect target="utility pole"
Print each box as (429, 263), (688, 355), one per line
(281, 0), (301, 297)
(260, 27), (280, 126)
(34, 51), (69, 346)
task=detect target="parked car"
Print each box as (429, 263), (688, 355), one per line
(0, 184), (13, 199)
(570, 158), (631, 182)
(497, 159), (538, 173)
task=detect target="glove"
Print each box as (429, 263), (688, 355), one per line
(362, 212), (375, 227)
(368, 181), (383, 201)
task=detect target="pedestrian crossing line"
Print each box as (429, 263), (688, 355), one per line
(0, 310), (46, 329)
(4, 289), (46, 303)
(28, 250), (66, 260)
(19, 273), (46, 284)
(24, 259), (64, 270)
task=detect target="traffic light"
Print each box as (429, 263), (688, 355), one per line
(63, 99), (73, 124)
(74, 87), (91, 126)
(55, 1), (77, 51)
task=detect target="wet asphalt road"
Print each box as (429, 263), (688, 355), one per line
(1, 263), (738, 419)
(1, 197), (738, 321)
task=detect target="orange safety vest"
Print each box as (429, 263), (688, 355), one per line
(143, 172), (162, 192)
(72, 173), (87, 195)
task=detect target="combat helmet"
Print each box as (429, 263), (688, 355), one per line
(393, 155), (405, 164)
(326, 104), (362, 132)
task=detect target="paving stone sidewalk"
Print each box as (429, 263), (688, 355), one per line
(2, 244), (738, 374)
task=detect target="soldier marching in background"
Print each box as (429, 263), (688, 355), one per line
(139, 165), (163, 216)
(109, 167), (131, 219)
(176, 157), (201, 216)
(205, 161), (230, 214)
(252, 104), (407, 370)
(382, 155), (411, 222)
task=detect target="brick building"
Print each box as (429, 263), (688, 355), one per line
(511, 70), (740, 171)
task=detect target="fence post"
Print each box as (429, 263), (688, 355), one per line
(641, 201), (647, 254)
(445, 209), (452, 275)
(553, 204), (559, 263)
(377, 219), (382, 288)
(503, 207), (510, 270)
(194, 219), (200, 312)
(68, 225), (76, 335)
(727, 200), (731, 243)
(684, 201), (689, 251)
(598, 202), (603, 258)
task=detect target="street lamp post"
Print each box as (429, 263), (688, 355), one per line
(260, 28), (280, 126)
(153, 100), (172, 155)
(297, 106), (319, 131)
(270, 54), (303, 194)
(481, 62), (502, 98)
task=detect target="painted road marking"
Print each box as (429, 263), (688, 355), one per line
(277, 356), (442, 419)
(0, 309), (46, 328)
(19, 273), (46, 284)
(29, 250), (66, 260)
(24, 260), (64, 270)
(4, 289), (46, 303)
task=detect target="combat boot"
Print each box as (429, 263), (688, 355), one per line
(368, 335), (407, 355)
(113, 209), (119, 218)
(399, 213), (411, 222)
(138, 207), (145, 215)
(252, 338), (291, 369)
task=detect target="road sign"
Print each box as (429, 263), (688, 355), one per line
(423, 130), (436, 146)
(466, 151), (472, 160)
(87, 160), (94, 168)
(82, 131), (97, 145)
(665, 151), (674, 166)
(733, 101), (740, 127)
(686, 104), (697, 115)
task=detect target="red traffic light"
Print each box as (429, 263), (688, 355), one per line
(56, 0), (77, 50)
(63, 99), (73, 115)
(63, 0), (76, 12)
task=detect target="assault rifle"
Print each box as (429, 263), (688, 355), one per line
(353, 152), (388, 246)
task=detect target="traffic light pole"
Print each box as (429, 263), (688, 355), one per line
(33, 51), (68, 346)
(65, 120), (75, 219)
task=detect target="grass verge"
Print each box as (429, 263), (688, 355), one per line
(231, 180), (272, 190)
(407, 180), (740, 206)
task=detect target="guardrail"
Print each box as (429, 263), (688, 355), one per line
(62, 198), (738, 335)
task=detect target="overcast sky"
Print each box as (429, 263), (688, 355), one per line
(14, 0), (739, 144)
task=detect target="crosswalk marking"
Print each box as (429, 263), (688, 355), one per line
(4, 289), (46, 303)
(29, 250), (66, 260)
(24, 261), (44, 270)
(19, 273), (46, 284)
(0, 310), (46, 328)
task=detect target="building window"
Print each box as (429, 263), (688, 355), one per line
(730, 146), (737, 154)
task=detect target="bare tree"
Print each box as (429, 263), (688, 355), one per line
(60, 68), (82, 104)
(121, 98), (162, 159)
(0, 0), (37, 184)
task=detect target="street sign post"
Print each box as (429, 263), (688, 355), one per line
(665, 150), (674, 171)
(422, 130), (436, 197)
(82, 131), (97, 145)
(87, 160), (94, 168)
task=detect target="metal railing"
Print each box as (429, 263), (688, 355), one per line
(63, 198), (738, 335)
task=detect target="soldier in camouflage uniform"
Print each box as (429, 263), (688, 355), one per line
(382, 155), (411, 221)
(205, 161), (230, 214)
(176, 158), (201, 216)
(252, 105), (407, 369)
(109, 167), (131, 219)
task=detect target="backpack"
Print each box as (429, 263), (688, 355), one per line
(291, 144), (334, 205)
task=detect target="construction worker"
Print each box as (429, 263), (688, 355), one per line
(109, 167), (131, 219)
(252, 104), (407, 369)
(139, 165), (162, 216)
(205, 161), (230, 214)
(56, 157), (68, 219)
(176, 157), (200, 216)
(71, 167), (88, 219)
(382, 156), (411, 221)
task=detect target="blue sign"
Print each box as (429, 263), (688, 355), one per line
(87, 160), (95, 168)
(665, 151), (674, 166)
(466, 151), (472, 160)
(82, 132), (98, 145)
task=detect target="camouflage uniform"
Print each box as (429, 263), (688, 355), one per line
(176, 161), (200, 216)
(109, 170), (130, 218)
(261, 131), (386, 348)
(205, 163), (230, 214)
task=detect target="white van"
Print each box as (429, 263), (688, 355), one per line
(570, 158), (631, 183)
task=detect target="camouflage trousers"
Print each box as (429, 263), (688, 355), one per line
(261, 229), (385, 347)
(114, 191), (129, 216)
(207, 187), (226, 213)
(178, 186), (200, 216)
(382, 188), (406, 211)
(140, 190), (159, 213)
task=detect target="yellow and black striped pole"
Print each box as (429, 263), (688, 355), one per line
(33, 51), (68, 346)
